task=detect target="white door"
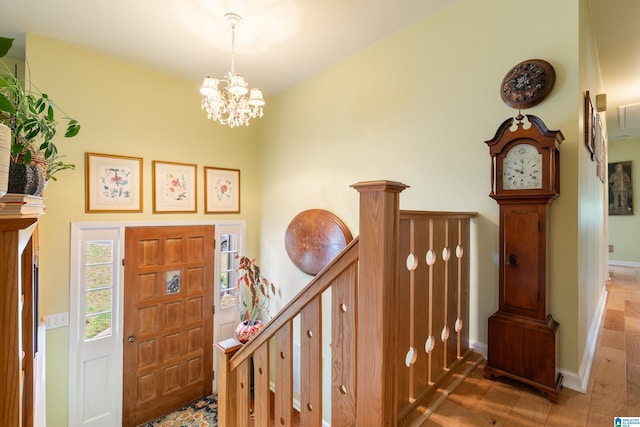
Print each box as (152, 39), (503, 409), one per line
(69, 226), (122, 427)
(213, 224), (244, 390)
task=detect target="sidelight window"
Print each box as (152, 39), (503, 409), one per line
(83, 239), (114, 340)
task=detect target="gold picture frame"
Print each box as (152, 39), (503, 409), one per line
(152, 160), (197, 213)
(85, 152), (143, 213)
(204, 167), (240, 213)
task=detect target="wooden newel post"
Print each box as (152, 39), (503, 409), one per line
(351, 180), (408, 426)
(216, 338), (243, 427)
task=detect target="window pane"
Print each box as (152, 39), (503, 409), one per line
(86, 289), (112, 314)
(221, 252), (230, 271)
(166, 271), (181, 295)
(85, 313), (112, 340)
(84, 239), (114, 341)
(86, 241), (113, 263)
(220, 234), (229, 251)
(219, 233), (238, 310)
(85, 264), (113, 289)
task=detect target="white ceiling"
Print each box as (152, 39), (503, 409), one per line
(0, 0), (459, 95)
(0, 0), (637, 143)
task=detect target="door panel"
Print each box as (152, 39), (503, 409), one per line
(69, 227), (122, 427)
(123, 225), (214, 426)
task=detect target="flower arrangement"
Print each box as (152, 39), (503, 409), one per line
(235, 255), (276, 324)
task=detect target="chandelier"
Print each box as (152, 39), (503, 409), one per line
(200, 13), (265, 128)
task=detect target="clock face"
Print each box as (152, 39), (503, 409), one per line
(502, 143), (543, 190)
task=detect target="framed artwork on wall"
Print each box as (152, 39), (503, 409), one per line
(152, 160), (197, 213)
(584, 91), (596, 161)
(608, 161), (633, 215)
(85, 152), (143, 213)
(204, 166), (240, 213)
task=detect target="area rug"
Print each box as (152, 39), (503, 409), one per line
(142, 394), (218, 427)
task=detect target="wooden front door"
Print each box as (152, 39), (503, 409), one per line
(123, 225), (214, 426)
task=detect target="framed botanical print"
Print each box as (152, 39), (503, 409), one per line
(608, 161), (633, 215)
(85, 152), (143, 213)
(152, 160), (197, 213)
(204, 167), (240, 213)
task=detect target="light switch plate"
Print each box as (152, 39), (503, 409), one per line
(44, 312), (69, 329)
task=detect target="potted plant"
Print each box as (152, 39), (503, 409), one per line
(0, 36), (80, 194)
(234, 255), (277, 343)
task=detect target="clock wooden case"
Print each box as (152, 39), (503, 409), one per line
(484, 114), (564, 403)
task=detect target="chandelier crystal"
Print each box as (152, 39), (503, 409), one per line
(200, 13), (265, 128)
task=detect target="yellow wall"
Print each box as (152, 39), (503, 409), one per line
(259, 0), (603, 413)
(25, 34), (263, 426)
(608, 137), (640, 263)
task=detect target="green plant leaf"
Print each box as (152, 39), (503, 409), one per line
(22, 150), (32, 164)
(65, 122), (81, 137)
(0, 37), (13, 59)
(0, 75), (12, 88)
(11, 143), (24, 156)
(0, 93), (16, 114)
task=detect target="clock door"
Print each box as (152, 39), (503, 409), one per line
(500, 203), (547, 320)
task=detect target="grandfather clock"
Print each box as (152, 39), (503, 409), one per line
(484, 114), (564, 403)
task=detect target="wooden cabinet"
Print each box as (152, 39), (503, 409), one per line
(0, 218), (39, 427)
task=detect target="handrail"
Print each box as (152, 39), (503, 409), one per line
(228, 237), (359, 371)
(400, 210), (478, 219)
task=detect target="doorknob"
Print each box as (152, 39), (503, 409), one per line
(127, 336), (135, 343)
(506, 254), (517, 265)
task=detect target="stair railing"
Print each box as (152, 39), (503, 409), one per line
(216, 180), (476, 426)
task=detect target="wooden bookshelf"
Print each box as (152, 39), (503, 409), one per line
(0, 217), (40, 427)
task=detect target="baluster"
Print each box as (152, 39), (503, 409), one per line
(237, 357), (251, 426)
(253, 343), (270, 427)
(332, 263), (357, 426)
(274, 322), (293, 426)
(301, 296), (323, 426)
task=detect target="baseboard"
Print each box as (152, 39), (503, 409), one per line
(470, 339), (487, 359)
(559, 286), (608, 393)
(609, 260), (640, 268)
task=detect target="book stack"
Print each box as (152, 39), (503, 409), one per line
(0, 193), (46, 216)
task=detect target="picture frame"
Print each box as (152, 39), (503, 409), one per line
(152, 160), (197, 213)
(204, 167), (240, 213)
(85, 152), (143, 213)
(608, 161), (633, 215)
(584, 91), (596, 161)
